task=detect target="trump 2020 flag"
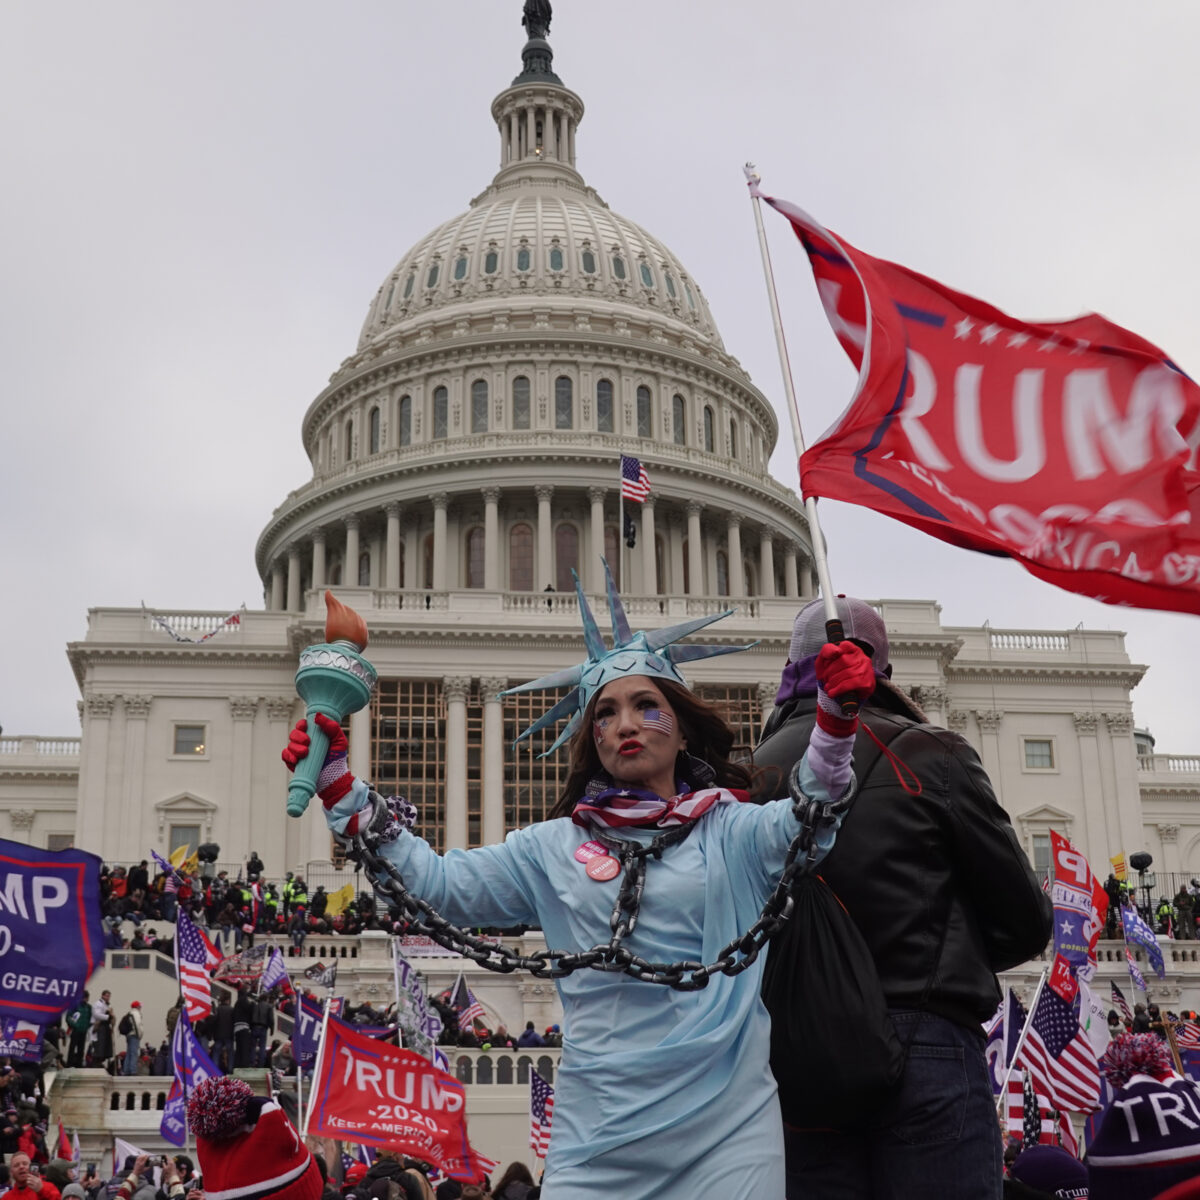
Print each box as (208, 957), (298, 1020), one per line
(1121, 904), (1166, 979)
(0, 840), (104, 1023)
(756, 189), (1200, 616)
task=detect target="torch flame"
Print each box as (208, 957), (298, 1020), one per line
(324, 591), (369, 651)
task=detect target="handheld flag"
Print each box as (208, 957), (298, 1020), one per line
(176, 909), (222, 1021)
(304, 961), (337, 990)
(1121, 904), (1166, 979)
(1111, 981), (1133, 1023)
(448, 973), (485, 1031)
(1015, 987), (1100, 1112)
(759, 192), (1200, 616)
(529, 1069), (555, 1158)
(260, 947), (292, 994)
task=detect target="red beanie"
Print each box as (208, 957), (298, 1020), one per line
(187, 1077), (321, 1200)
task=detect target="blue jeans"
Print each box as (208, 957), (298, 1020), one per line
(122, 1036), (140, 1075)
(783, 1012), (1001, 1200)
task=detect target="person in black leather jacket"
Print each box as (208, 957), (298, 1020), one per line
(754, 596), (1052, 1200)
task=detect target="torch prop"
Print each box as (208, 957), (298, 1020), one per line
(286, 591), (378, 817)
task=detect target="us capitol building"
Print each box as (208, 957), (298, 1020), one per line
(5, 6), (1200, 1159)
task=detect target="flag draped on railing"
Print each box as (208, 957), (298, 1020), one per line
(759, 191), (1200, 616)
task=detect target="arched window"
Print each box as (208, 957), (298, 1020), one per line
(426, 262), (440, 288)
(716, 550), (729, 597)
(604, 526), (621, 589)
(512, 376), (531, 430)
(453, 255), (468, 281)
(471, 380), (488, 434)
(636, 386), (652, 437)
(466, 527), (485, 589)
(612, 254), (626, 280)
(703, 405), (715, 453)
(384, 280), (395, 310)
(433, 387), (448, 439)
(655, 535), (666, 594)
(403, 272), (415, 299)
(397, 542), (406, 589)
(398, 395), (412, 447)
(729, 419), (738, 460)
(422, 535), (434, 589)
(329, 558), (342, 586)
(368, 406), (381, 455)
(596, 379), (614, 433)
(554, 376), (573, 429)
(555, 524), (579, 593)
(639, 262), (655, 288)
(581, 249), (597, 274)
(743, 559), (757, 597)
(664, 272), (677, 299)
(672, 394), (686, 445)
(344, 419), (354, 461)
(549, 245), (564, 271)
(516, 246), (531, 272)
(509, 524), (533, 591)
(484, 249), (498, 275)
(358, 551), (371, 587)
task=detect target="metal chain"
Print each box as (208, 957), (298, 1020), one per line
(343, 762), (849, 991)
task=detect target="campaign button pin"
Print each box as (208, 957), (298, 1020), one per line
(585, 855), (620, 882)
(574, 840), (608, 864)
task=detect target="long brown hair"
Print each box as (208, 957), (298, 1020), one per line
(549, 677), (754, 819)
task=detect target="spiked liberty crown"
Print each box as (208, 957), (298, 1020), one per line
(501, 559), (755, 756)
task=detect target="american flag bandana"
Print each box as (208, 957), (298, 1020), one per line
(572, 785), (750, 830)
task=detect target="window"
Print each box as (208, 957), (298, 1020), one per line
(509, 524), (534, 591)
(422, 534), (434, 589)
(512, 376), (531, 430)
(664, 272), (677, 299)
(672, 394), (686, 445)
(554, 376), (573, 429)
(636, 386), (652, 437)
(684, 282), (696, 310)
(612, 254), (626, 280)
(596, 379), (614, 432)
(466, 527), (485, 588)
(604, 526), (621, 588)
(47, 833), (74, 851)
(555, 524), (579, 592)
(1023, 738), (1056, 770)
(549, 246), (564, 271)
(484, 249), (498, 275)
(729, 420), (738, 459)
(517, 246), (531, 272)
(427, 263), (440, 288)
(453, 255), (468, 281)
(173, 725), (206, 756)
(344, 419), (354, 461)
(358, 551), (371, 587)
(169, 825), (200, 857)
(639, 262), (655, 288)
(716, 550), (729, 597)
(433, 387), (448, 439)
(655, 535), (666, 594)
(384, 280), (395, 309)
(703, 405), (715, 453)
(403, 272), (415, 299)
(369, 406), (381, 455)
(397, 541), (406, 589)
(398, 395), (412, 446)
(1031, 834), (1052, 886)
(581, 249), (596, 274)
(471, 380), (488, 433)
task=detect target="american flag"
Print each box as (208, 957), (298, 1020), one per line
(1014, 987), (1100, 1112)
(529, 1069), (555, 1158)
(449, 973), (485, 1031)
(1176, 1021), (1200, 1049)
(1006, 1076), (1077, 1156)
(619, 454), (651, 503)
(1111, 980), (1133, 1023)
(176, 910), (222, 1021)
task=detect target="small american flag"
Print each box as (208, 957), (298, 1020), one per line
(1111, 981), (1133, 1023)
(620, 454), (651, 503)
(449, 973), (485, 1030)
(1014, 987), (1100, 1112)
(176, 910), (222, 1021)
(1176, 1021), (1200, 1049)
(529, 1069), (555, 1158)
(1006, 1076), (1077, 1155)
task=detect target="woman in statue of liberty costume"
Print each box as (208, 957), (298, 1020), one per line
(283, 563), (875, 1198)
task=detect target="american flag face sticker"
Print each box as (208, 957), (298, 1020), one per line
(593, 718), (610, 743)
(642, 709), (675, 736)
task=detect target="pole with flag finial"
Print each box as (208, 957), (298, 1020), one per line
(743, 164), (856, 713)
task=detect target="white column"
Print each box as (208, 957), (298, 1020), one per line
(759, 529), (775, 598)
(344, 516), (360, 587)
(536, 485), (554, 590)
(481, 677), (507, 844)
(686, 502), (703, 596)
(270, 564), (284, 611)
(483, 487), (501, 590)
(119, 696), (150, 855)
(432, 493), (449, 591)
(568, 119), (576, 166)
(385, 504), (402, 590)
(784, 546), (800, 598)
(641, 496), (658, 593)
(727, 517), (744, 597)
(444, 677), (471, 850)
(311, 531), (327, 591)
(588, 487), (606, 591)
(286, 545), (302, 611)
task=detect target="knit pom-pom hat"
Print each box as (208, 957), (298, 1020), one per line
(187, 1077), (321, 1200)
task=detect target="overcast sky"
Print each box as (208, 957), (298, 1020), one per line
(3, 1), (1198, 753)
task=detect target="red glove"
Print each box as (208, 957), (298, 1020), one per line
(281, 714), (355, 804)
(814, 641), (875, 735)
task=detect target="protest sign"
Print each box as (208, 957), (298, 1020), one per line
(0, 1016), (44, 1063)
(308, 1017), (485, 1182)
(0, 839), (104, 1022)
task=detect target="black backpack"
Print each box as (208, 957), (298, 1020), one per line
(118, 1013), (134, 1036)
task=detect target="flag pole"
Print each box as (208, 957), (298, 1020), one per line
(996, 967), (1050, 1114)
(618, 453), (625, 593)
(743, 165), (844, 634)
(302, 995), (332, 1138)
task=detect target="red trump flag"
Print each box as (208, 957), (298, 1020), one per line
(759, 190), (1200, 614)
(307, 1016), (488, 1183)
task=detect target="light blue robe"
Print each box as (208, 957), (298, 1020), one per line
(355, 783), (838, 1200)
